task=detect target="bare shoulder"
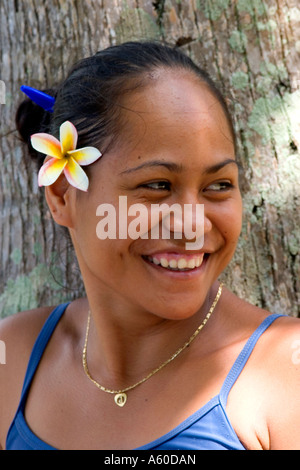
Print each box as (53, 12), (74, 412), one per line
(228, 290), (300, 373)
(0, 306), (55, 447)
(264, 312), (300, 374)
(263, 313), (300, 369)
(0, 306), (55, 365)
(223, 290), (300, 450)
(258, 314), (300, 449)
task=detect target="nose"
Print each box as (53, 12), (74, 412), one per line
(162, 201), (213, 249)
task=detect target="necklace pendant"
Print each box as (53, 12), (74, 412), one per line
(114, 393), (127, 407)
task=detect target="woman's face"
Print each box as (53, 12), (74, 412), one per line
(69, 70), (242, 320)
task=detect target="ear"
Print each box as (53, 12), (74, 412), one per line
(44, 174), (74, 228)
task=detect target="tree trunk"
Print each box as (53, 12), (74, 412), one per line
(0, 0), (299, 317)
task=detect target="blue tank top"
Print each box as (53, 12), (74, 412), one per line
(6, 303), (283, 450)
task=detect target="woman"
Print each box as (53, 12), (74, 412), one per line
(0, 41), (299, 450)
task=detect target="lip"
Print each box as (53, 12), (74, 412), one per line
(141, 248), (208, 257)
(141, 252), (210, 279)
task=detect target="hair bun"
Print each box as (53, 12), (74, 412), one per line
(16, 89), (56, 168)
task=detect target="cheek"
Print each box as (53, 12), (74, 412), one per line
(209, 197), (243, 247)
(72, 199), (135, 276)
(74, 224), (131, 285)
(221, 199), (243, 245)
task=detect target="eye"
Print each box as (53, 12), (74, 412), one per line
(139, 181), (171, 191)
(204, 181), (234, 192)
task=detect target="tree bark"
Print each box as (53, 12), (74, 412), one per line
(0, 0), (299, 317)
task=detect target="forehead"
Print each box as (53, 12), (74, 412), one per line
(107, 70), (235, 169)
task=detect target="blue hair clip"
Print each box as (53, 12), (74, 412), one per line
(20, 85), (55, 113)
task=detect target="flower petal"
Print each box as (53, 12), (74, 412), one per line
(31, 134), (63, 159)
(63, 157), (89, 192)
(60, 121), (78, 153)
(67, 147), (102, 166)
(38, 157), (68, 186)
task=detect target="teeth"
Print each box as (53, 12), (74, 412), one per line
(178, 258), (187, 269)
(160, 258), (169, 268)
(169, 259), (177, 269)
(147, 254), (204, 271)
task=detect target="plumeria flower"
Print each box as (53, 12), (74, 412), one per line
(30, 121), (102, 192)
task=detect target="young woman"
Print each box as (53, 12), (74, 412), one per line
(0, 41), (299, 450)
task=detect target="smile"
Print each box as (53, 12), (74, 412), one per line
(142, 253), (208, 272)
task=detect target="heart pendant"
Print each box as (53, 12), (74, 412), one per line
(114, 393), (127, 407)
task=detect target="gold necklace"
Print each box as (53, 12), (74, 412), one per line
(82, 283), (223, 407)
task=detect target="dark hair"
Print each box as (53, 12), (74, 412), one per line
(16, 41), (236, 168)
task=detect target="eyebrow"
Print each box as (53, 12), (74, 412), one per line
(120, 158), (238, 175)
(120, 160), (183, 175)
(203, 159), (239, 174)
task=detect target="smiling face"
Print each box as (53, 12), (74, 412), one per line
(67, 69), (242, 320)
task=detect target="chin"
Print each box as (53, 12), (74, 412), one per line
(140, 290), (213, 322)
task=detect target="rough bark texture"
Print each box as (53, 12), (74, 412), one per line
(0, 0), (299, 317)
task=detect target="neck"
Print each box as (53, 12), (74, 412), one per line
(82, 282), (220, 391)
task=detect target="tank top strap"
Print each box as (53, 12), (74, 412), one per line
(18, 302), (70, 411)
(219, 313), (284, 407)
